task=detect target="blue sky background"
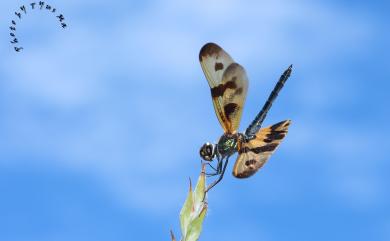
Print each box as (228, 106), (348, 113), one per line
(1, 0), (389, 240)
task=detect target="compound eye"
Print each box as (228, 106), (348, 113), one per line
(206, 145), (212, 155)
(200, 143), (214, 161)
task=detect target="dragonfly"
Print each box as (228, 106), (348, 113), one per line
(198, 42), (292, 192)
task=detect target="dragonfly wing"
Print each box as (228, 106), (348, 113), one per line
(199, 42), (248, 133)
(233, 120), (291, 178)
(220, 63), (248, 133)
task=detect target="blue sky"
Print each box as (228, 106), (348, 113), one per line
(1, 0), (389, 240)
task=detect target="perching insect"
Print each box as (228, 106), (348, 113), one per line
(199, 42), (292, 192)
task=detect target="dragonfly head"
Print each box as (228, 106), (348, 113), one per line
(199, 142), (216, 161)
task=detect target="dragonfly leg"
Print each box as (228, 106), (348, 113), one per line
(205, 172), (220, 177)
(204, 153), (223, 177)
(206, 162), (217, 172)
(202, 159), (218, 176)
(205, 156), (229, 193)
(217, 158), (223, 173)
(205, 162), (220, 177)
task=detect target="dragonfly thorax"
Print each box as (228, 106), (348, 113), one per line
(217, 133), (243, 158)
(199, 133), (244, 162)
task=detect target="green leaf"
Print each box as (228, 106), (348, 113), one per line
(175, 164), (208, 241)
(184, 205), (208, 241)
(193, 166), (206, 210)
(180, 179), (193, 236)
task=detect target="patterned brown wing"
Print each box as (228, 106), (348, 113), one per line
(232, 120), (291, 178)
(220, 63), (248, 133)
(199, 42), (247, 133)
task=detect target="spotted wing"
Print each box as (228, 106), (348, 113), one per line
(199, 43), (248, 133)
(233, 120), (291, 178)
